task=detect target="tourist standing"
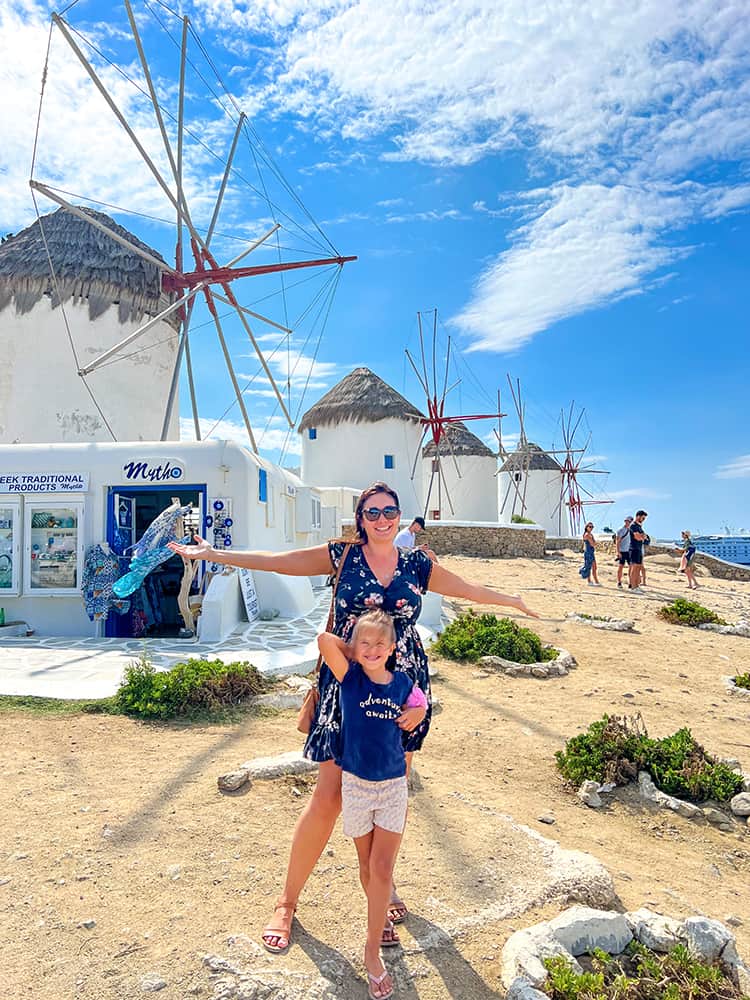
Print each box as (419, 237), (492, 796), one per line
(578, 522), (600, 586)
(677, 530), (699, 589)
(628, 510), (648, 591)
(614, 516), (633, 588)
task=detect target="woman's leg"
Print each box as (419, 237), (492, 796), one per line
(261, 759), (342, 950)
(592, 560), (599, 584)
(358, 827), (401, 998)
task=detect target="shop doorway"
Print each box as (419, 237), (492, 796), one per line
(105, 485), (206, 639)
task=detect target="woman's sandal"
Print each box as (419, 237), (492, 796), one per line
(261, 900), (296, 954)
(387, 893), (408, 925)
(367, 968), (394, 999)
(380, 920), (400, 948)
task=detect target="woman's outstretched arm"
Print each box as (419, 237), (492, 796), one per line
(167, 536), (332, 576)
(427, 563), (539, 618)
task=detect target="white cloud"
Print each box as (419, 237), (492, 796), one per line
(180, 416), (302, 456)
(714, 454), (750, 479)
(606, 487), (673, 501)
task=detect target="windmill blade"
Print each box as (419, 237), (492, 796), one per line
(203, 288), (257, 451)
(436, 450), (456, 515)
(405, 349), (431, 397)
(423, 463), (437, 518)
(410, 426), (429, 481)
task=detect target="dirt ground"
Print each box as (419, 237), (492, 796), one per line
(2, 548), (750, 999)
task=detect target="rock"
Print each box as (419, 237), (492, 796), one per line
(538, 813), (556, 825)
(578, 781), (603, 809)
(683, 916), (733, 963)
(506, 976), (550, 1000)
(729, 792), (750, 816)
(702, 806), (731, 827)
(140, 974), (167, 992)
(166, 864), (182, 881)
(239, 750), (318, 781)
(531, 667), (548, 678)
(501, 927), (580, 988)
(252, 691), (306, 710)
(78, 918), (96, 930)
(725, 915), (743, 928)
(626, 908), (684, 952)
(218, 770), (251, 792)
(283, 676), (312, 693)
(547, 905), (633, 957)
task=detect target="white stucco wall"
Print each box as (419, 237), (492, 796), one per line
(421, 454), (498, 522)
(301, 417), (423, 515)
(498, 468), (571, 536)
(0, 298), (180, 443)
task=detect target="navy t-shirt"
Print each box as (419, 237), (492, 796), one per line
(337, 663), (413, 781)
(629, 522), (645, 554)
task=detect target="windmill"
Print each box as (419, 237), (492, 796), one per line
(495, 375), (536, 522)
(405, 309), (504, 518)
(552, 402), (614, 535)
(28, 1), (355, 451)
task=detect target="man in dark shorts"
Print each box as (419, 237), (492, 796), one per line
(615, 516), (633, 588)
(628, 510), (648, 591)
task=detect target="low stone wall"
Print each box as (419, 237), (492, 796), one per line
(645, 544), (750, 582)
(341, 521), (546, 558)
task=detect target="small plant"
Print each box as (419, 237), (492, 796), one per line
(543, 941), (743, 999)
(576, 613), (611, 622)
(511, 514), (536, 524)
(432, 610), (556, 664)
(115, 651), (268, 720)
(657, 598), (726, 628)
(734, 672), (750, 690)
(555, 715), (743, 803)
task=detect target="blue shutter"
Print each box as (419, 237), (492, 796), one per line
(258, 468), (268, 502)
(384, 454), (394, 470)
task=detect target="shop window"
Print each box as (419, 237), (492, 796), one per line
(258, 468), (268, 502)
(0, 502), (21, 595)
(384, 454), (394, 470)
(308, 427), (317, 440)
(311, 498), (321, 530)
(24, 502), (85, 595)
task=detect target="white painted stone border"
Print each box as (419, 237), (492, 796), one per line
(699, 618), (750, 638)
(502, 905), (750, 998)
(724, 675), (750, 698)
(566, 612), (635, 632)
(478, 647), (576, 679)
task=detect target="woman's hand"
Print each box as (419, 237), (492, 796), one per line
(167, 535), (214, 561)
(512, 595), (540, 618)
(396, 704), (427, 731)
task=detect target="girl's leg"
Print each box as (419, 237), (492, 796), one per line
(261, 759), (342, 950)
(357, 827), (401, 998)
(387, 752), (413, 925)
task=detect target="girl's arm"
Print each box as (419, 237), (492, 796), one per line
(427, 563), (539, 618)
(317, 632), (350, 683)
(167, 537), (332, 576)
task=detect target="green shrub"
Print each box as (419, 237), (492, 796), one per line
(734, 672), (750, 690)
(542, 941), (742, 1000)
(432, 610), (556, 663)
(657, 599), (726, 627)
(115, 652), (268, 720)
(555, 715), (743, 803)
(511, 514), (536, 524)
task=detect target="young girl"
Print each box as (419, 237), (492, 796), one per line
(678, 530), (699, 589)
(317, 609), (426, 1000)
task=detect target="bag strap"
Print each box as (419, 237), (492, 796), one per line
(314, 542), (353, 679)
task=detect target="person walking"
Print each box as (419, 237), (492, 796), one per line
(628, 510), (649, 591)
(578, 522), (600, 586)
(677, 530), (699, 589)
(168, 481), (539, 955)
(318, 610), (426, 999)
(614, 516), (633, 588)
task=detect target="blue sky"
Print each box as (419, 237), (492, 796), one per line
(1, 0), (748, 538)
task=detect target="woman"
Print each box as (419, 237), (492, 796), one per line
(169, 482), (538, 969)
(578, 522), (600, 586)
(678, 530), (699, 590)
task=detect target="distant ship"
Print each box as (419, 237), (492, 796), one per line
(692, 535), (750, 566)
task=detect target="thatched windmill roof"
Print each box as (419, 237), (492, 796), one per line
(0, 207), (177, 327)
(422, 420), (495, 458)
(298, 367), (425, 431)
(500, 442), (561, 472)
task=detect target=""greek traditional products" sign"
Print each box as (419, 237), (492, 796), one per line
(0, 472), (89, 493)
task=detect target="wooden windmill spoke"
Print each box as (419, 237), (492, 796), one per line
(202, 287), (257, 451)
(410, 426), (429, 481)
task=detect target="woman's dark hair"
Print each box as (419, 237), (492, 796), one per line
(354, 481), (400, 542)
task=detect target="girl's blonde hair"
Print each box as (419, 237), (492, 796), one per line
(352, 609), (396, 645)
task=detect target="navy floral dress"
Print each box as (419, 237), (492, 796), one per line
(304, 541), (434, 763)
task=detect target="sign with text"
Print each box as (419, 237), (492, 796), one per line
(122, 459), (184, 483)
(0, 472), (89, 494)
(237, 568), (259, 623)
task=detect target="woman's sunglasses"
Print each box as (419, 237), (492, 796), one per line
(362, 505), (401, 522)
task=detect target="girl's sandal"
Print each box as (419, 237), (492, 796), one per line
(261, 900), (296, 954)
(367, 968), (394, 999)
(387, 894), (408, 925)
(380, 920), (400, 948)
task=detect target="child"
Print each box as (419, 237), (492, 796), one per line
(678, 530), (699, 589)
(317, 609), (427, 1000)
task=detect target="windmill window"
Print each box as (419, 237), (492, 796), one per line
(308, 428), (317, 440)
(384, 454), (395, 470)
(514, 472), (522, 482)
(258, 468), (268, 503)
(432, 460), (439, 473)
